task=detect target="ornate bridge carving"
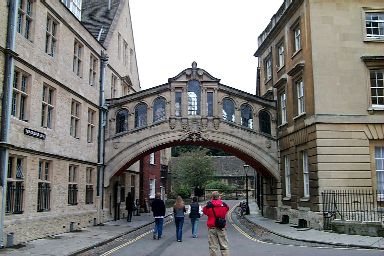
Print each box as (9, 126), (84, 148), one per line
(104, 63), (278, 186)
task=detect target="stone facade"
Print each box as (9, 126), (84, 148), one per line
(0, 0), (140, 244)
(255, 0), (384, 229)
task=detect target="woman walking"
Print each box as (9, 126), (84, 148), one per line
(187, 196), (203, 238)
(173, 196), (186, 242)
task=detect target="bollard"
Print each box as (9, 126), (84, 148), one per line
(6, 233), (14, 247)
(93, 218), (97, 226)
(70, 222), (75, 232)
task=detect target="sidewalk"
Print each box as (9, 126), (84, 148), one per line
(1, 206), (383, 255)
(1, 210), (172, 256)
(244, 212), (384, 250)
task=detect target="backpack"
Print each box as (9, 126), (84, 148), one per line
(210, 203), (227, 229)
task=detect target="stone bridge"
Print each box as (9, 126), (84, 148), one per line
(104, 63), (278, 187)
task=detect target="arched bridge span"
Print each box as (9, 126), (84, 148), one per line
(104, 63), (278, 187)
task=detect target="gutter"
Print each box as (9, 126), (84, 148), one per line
(97, 51), (108, 211)
(0, 0), (19, 248)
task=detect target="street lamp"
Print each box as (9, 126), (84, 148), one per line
(243, 164), (250, 215)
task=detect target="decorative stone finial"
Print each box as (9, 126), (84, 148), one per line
(192, 61), (197, 69)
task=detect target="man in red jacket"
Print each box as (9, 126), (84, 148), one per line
(203, 191), (230, 256)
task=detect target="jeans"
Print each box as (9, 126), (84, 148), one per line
(127, 210), (133, 222)
(175, 217), (184, 241)
(154, 217), (164, 238)
(191, 218), (199, 237)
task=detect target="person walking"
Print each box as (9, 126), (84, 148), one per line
(125, 192), (135, 222)
(151, 192), (166, 239)
(203, 191), (230, 256)
(187, 196), (203, 238)
(173, 196), (186, 242)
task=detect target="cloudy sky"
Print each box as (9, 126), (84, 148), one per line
(129, 0), (283, 94)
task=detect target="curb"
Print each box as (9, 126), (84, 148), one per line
(68, 214), (173, 256)
(243, 215), (384, 250)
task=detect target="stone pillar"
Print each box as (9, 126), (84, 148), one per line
(201, 86), (206, 116)
(214, 89), (219, 118)
(170, 88), (175, 116)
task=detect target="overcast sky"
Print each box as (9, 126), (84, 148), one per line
(129, 0), (283, 94)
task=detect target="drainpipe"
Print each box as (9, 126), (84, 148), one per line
(98, 51), (108, 210)
(0, 0), (19, 248)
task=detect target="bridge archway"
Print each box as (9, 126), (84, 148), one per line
(104, 62), (278, 187)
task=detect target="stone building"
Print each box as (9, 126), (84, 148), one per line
(0, 0), (141, 244)
(255, 0), (384, 229)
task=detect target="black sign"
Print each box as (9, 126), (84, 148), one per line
(24, 128), (46, 140)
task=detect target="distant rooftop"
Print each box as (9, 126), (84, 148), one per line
(81, 0), (121, 44)
(257, 0), (294, 49)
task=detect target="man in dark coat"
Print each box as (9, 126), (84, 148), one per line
(151, 192), (166, 239)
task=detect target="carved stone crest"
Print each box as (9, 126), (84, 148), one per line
(169, 118), (176, 130)
(213, 118), (220, 130)
(181, 118), (189, 132)
(181, 131), (207, 142)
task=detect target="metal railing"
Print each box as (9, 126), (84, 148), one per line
(6, 182), (24, 214)
(68, 184), (78, 205)
(322, 190), (384, 230)
(85, 185), (94, 204)
(37, 182), (51, 211)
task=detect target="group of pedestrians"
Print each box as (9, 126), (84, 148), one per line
(151, 191), (230, 256)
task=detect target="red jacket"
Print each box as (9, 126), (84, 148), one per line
(202, 199), (229, 228)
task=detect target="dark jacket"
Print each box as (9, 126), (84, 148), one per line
(189, 202), (201, 219)
(125, 195), (135, 211)
(202, 199), (229, 228)
(151, 198), (166, 217)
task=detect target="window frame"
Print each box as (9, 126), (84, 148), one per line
(45, 15), (58, 57)
(302, 150), (309, 198)
(6, 155), (25, 214)
(149, 152), (155, 165)
(17, 0), (34, 40)
(284, 156), (291, 198)
(364, 10), (384, 41)
(70, 100), (81, 139)
(111, 74), (117, 98)
(296, 79), (305, 116)
(89, 54), (98, 86)
(41, 83), (55, 129)
(87, 108), (95, 143)
(277, 41), (285, 70)
(134, 103), (147, 128)
(265, 55), (272, 82)
(12, 69), (30, 121)
(85, 167), (94, 204)
(37, 159), (51, 212)
(73, 39), (83, 77)
(280, 90), (287, 125)
(369, 69), (384, 108)
(68, 165), (78, 205)
(293, 24), (302, 53)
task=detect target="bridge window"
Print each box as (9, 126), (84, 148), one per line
(222, 98), (235, 122)
(241, 104), (253, 129)
(188, 80), (201, 115)
(116, 109), (128, 133)
(175, 91), (182, 117)
(153, 97), (166, 122)
(259, 110), (271, 135)
(135, 103), (147, 128)
(207, 92), (213, 117)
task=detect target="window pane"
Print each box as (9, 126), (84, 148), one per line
(187, 80), (201, 115)
(222, 98), (235, 122)
(153, 97), (166, 122)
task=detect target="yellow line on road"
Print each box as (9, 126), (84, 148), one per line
(227, 206), (268, 244)
(101, 218), (174, 256)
